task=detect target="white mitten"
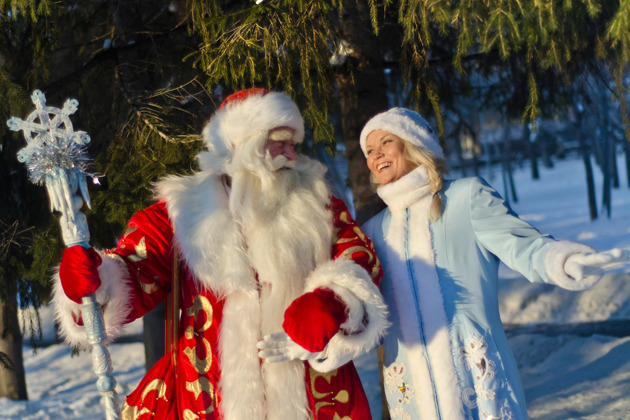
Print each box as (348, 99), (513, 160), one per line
(564, 248), (630, 281)
(257, 331), (327, 364)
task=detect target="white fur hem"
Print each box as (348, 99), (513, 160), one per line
(303, 259), (389, 372)
(219, 289), (267, 420)
(52, 252), (134, 349)
(545, 240), (599, 291)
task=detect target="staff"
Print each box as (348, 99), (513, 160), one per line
(7, 90), (121, 420)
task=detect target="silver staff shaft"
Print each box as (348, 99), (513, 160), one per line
(8, 90), (121, 420)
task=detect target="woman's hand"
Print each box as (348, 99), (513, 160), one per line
(564, 248), (630, 281)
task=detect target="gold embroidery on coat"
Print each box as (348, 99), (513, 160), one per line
(186, 295), (213, 332)
(183, 328), (212, 374)
(339, 211), (353, 226)
(135, 274), (160, 295)
(121, 403), (152, 419)
(183, 406), (214, 420)
(311, 369), (336, 398)
(141, 379), (168, 401)
(334, 213), (381, 280)
(109, 253), (159, 295)
(185, 378), (215, 417)
(128, 237), (148, 262)
(183, 409), (199, 420)
(310, 368), (351, 418)
(186, 377), (215, 400)
(183, 296), (213, 374)
(123, 226), (138, 236)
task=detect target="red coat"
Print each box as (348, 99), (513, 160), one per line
(105, 197), (383, 419)
(53, 166), (387, 420)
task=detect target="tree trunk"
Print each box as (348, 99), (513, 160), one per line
(600, 94), (612, 218)
(524, 124), (540, 180)
(455, 124), (467, 178)
(334, 4), (390, 419)
(143, 301), (166, 371)
(501, 116), (518, 204)
(576, 106), (598, 220)
(335, 0), (388, 225)
(0, 291), (28, 400)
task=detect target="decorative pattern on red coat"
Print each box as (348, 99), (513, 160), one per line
(330, 196), (383, 286)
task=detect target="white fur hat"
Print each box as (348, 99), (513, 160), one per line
(201, 88), (304, 161)
(359, 107), (444, 159)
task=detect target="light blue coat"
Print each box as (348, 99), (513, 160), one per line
(362, 168), (596, 420)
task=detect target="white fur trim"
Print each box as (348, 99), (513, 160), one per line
(383, 190), (465, 419)
(218, 289), (267, 420)
(377, 166), (432, 211)
(303, 259), (389, 373)
(359, 107), (444, 158)
(155, 172), (258, 296)
(52, 252), (134, 350)
(261, 359), (310, 420)
(200, 91), (304, 171)
(545, 240), (600, 291)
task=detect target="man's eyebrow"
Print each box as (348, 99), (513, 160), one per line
(268, 129), (293, 141)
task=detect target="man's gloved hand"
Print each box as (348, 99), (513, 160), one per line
(59, 245), (102, 304)
(257, 331), (327, 363)
(564, 248), (630, 281)
(282, 287), (348, 353)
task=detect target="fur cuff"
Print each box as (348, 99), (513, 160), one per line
(303, 259), (389, 372)
(545, 240), (599, 291)
(52, 252), (134, 349)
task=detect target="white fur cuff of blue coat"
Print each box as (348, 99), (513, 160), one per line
(545, 240), (600, 291)
(302, 259), (389, 372)
(52, 252), (134, 349)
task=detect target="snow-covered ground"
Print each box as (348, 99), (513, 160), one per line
(2, 154), (630, 419)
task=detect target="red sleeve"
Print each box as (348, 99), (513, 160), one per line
(329, 196), (383, 287)
(110, 201), (174, 320)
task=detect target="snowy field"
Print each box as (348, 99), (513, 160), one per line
(2, 154), (630, 419)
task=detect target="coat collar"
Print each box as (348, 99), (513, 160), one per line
(155, 171), (257, 296)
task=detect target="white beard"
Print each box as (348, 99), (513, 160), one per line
(229, 155), (333, 334)
(229, 156), (333, 419)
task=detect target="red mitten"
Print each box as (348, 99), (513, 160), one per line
(59, 245), (103, 304)
(282, 288), (348, 352)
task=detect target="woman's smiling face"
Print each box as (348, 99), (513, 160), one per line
(365, 129), (415, 186)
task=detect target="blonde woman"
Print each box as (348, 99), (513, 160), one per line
(360, 107), (628, 420)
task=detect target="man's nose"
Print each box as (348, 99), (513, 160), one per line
(283, 144), (297, 160)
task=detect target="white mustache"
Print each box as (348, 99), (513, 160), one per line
(266, 154), (296, 171)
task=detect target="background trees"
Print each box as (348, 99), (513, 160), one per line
(1, 0), (628, 402)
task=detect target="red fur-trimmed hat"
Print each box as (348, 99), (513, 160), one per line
(201, 88), (305, 161)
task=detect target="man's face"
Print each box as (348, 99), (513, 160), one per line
(265, 127), (297, 171)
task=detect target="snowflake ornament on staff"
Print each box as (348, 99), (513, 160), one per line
(7, 89), (95, 246)
(7, 90), (122, 420)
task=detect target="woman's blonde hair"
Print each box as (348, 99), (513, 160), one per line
(371, 140), (449, 221)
